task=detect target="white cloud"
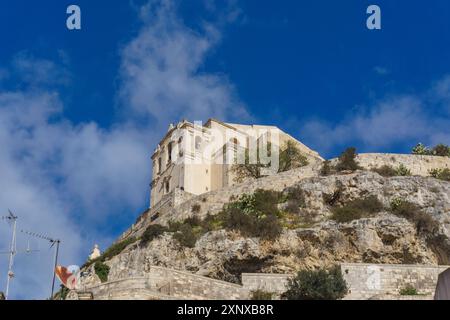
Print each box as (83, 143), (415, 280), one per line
(11, 52), (71, 87)
(0, 0), (248, 299)
(119, 0), (249, 126)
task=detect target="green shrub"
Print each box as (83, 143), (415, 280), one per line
(250, 290), (274, 300)
(284, 186), (306, 205)
(252, 189), (283, 216)
(412, 143), (429, 155)
(201, 214), (224, 232)
(141, 224), (167, 246)
(371, 165), (397, 177)
(220, 194), (282, 240)
(335, 147), (360, 172)
(431, 144), (450, 157)
(320, 160), (333, 176)
(94, 261), (110, 283)
(183, 216), (203, 227)
(399, 285), (419, 296)
(258, 214), (282, 240)
(412, 143), (450, 157)
(282, 266), (348, 300)
(429, 168), (450, 181)
(83, 237), (138, 268)
(222, 206), (282, 239)
(173, 224), (198, 248)
(278, 140), (309, 172)
(223, 206), (255, 233)
(395, 164), (411, 176)
(101, 237), (137, 261)
(331, 195), (383, 223)
(390, 198), (438, 233)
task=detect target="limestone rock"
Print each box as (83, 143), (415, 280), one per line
(81, 171), (450, 286)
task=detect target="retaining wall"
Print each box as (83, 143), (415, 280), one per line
(83, 263), (449, 300)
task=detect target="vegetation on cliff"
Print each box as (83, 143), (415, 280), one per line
(282, 266), (348, 300)
(412, 143), (450, 157)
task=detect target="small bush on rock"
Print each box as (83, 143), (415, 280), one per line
(219, 190), (283, 240)
(371, 165), (397, 177)
(412, 143), (450, 157)
(101, 237), (137, 262)
(395, 164), (411, 176)
(83, 236), (138, 268)
(390, 198), (438, 233)
(173, 224), (198, 248)
(429, 168), (450, 181)
(282, 266), (348, 300)
(331, 195), (384, 223)
(335, 147), (360, 172)
(94, 261), (110, 283)
(141, 224), (167, 246)
(399, 285), (419, 296)
(431, 144), (450, 157)
(320, 160), (333, 176)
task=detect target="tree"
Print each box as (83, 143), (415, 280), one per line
(282, 266), (348, 300)
(278, 141), (309, 173)
(432, 144), (450, 157)
(335, 147), (360, 171)
(412, 143), (450, 157)
(232, 142), (272, 183)
(232, 149), (265, 183)
(412, 143), (430, 155)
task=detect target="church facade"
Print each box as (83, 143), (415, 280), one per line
(150, 118), (322, 208)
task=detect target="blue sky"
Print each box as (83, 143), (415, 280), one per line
(0, 0), (449, 298)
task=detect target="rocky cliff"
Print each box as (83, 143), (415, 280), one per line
(81, 169), (450, 288)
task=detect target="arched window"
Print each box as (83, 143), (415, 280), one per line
(230, 137), (239, 145)
(165, 180), (170, 193)
(195, 136), (202, 150)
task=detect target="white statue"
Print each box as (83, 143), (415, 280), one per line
(88, 244), (101, 261)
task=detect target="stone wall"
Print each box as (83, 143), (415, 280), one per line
(82, 263), (449, 300)
(355, 153), (450, 176)
(117, 188), (195, 242)
(241, 273), (290, 296)
(341, 263), (449, 300)
(86, 266), (248, 300)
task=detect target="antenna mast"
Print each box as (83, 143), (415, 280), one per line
(1, 210), (18, 300)
(20, 229), (61, 299)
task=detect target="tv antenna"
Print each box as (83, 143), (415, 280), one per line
(20, 229), (61, 299)
(0, 210), (18, 300)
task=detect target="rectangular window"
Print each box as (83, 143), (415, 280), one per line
(168, 142), (172, 163)
(158, 158), (162, 174)
(165, 181), (170, 193)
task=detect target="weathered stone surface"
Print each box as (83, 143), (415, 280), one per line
(81, 154), (450, 300)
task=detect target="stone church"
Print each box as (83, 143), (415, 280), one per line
(150, 118), (322, 208)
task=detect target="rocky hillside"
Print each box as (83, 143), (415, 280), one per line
(81, 170), (450, 287)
